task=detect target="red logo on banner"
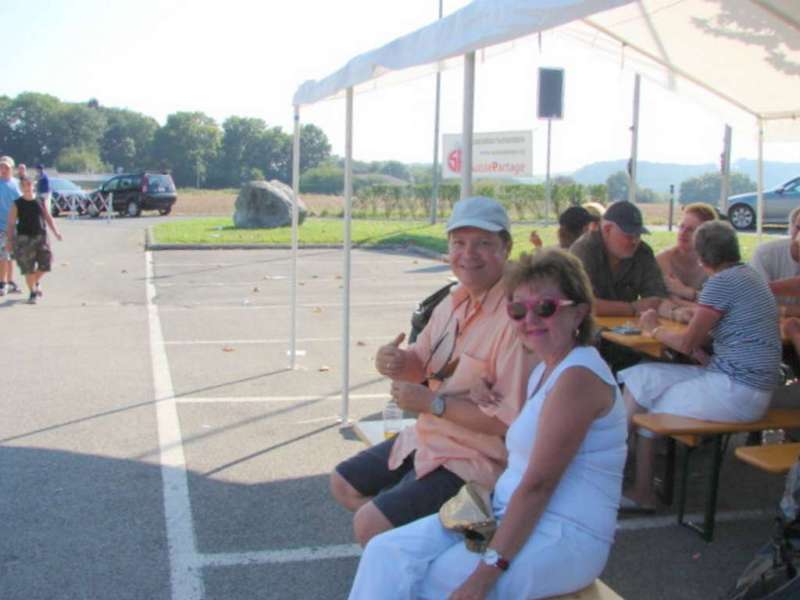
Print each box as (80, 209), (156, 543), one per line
(448, 149), (462, 173)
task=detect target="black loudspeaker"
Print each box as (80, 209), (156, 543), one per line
(537, 68), (564, 119)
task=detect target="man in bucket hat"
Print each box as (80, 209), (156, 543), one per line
(330, 196), (538, 546)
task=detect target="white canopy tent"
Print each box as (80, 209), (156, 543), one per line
(289, 0), (800, 421)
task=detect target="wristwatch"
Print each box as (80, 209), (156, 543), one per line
(482, 548), (510, 571)
(430, 394), (446, 417)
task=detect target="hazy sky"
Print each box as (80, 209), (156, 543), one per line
(1, 0), (796, 174)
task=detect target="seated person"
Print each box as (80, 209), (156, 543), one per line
(570, 200), (668, 317)
(750, 206), (800, 318)
(330, 196), (538, 546)
(656, 202), (717, 302)
(529, 205), (599, 250)
(620, 221), (782, 511)
(348, 249), (626, 600)
(582, 201), (606, 222)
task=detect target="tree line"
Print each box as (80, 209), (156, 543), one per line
(0, 92), (332, 188)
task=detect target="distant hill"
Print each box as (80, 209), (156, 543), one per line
(569, 159), (800, 193)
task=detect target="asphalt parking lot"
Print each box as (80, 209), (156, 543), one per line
(0, 216), (794, 599)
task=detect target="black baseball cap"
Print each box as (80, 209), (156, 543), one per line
(603, 201), (649, 235)
(558, 206), (598, 233)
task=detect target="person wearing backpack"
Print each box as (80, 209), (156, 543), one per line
(330, 196), (539, 546)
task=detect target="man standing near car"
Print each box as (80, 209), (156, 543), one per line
(35, 164), (51, 215)
(0, 156), (21, 296)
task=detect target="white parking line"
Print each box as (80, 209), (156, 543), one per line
(146, 251), (204, 600)
(617, 508), (770, 531)
(166, 336), (388, 346)
(176, 393), (391, 404)
(199, 544), (362, 568)
(191, 508), (772, 570)
(158, 300), (418, 311)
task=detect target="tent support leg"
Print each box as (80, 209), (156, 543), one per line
(341, 87), (354, 426)
(461, 51), (475, 199)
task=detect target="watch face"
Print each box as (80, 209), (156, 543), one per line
(482, 549), (499, 565)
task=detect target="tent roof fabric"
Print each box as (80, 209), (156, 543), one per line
(292, 0), (629, 106)
(293, 0), (800, 140)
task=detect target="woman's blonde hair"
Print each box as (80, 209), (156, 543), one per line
(503, 249), (595, 345)
(683, 202), (718, 223)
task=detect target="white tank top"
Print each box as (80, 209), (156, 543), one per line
(492, 346), (627, 543)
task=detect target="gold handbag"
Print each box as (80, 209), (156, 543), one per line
(438, 482), (497, 553)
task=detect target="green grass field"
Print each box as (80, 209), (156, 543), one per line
(152, 217), (770, 261)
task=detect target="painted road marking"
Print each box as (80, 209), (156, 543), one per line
(166, 335), (389, 346)
(199, 544), (362, 567)
(192, 508), (772, 569)
(147, 251), (204, 600)
(176, 393), (391, 404)
(158, 300), (418, 312)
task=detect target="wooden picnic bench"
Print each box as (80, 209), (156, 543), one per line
(633, 409), (800, 541)
(735, 442), (800, 475)
(352, 418), (624, 599)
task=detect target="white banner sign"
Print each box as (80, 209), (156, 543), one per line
(442, 130), (532, 179)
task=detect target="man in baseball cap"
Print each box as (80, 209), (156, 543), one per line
(570, 200), (666, 318)
(330, 196), (537, 546)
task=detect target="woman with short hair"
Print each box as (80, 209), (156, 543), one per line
(620, 220), (782, 511)
(349, 249), (627, 599)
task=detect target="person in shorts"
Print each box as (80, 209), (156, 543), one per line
(0, 155), (21, 296)
(330, 196), (538, 546)
(4, 176), (62, 304)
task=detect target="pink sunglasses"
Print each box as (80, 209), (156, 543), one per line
(506, 297), (575, 321)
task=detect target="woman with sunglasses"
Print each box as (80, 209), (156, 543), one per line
(349, 249), (627, 599)
(620, 220), (781, 512)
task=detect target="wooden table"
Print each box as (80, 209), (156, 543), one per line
(594, 315), (685, 359)
(735, 442), (800, 474)
(595, 315), (794, 360)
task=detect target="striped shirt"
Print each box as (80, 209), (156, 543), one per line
(698, 264), (781, 391)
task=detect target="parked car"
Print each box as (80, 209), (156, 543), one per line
(92, 171), (177, 217)
(727, 176), (800, 230)
(50, 177), (92, 217)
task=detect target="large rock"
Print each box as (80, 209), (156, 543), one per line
(233, 180), (307, 229)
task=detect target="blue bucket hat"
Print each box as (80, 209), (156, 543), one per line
(446, 196), (510, 233)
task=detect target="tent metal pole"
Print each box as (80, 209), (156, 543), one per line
(627, 74), (640, 203)
(461, 51), (475, 199)
(290, 106), (301, 370)
(545, 119), (552, 224)
(341, 87), (354, 425)
(719, 125), (732, 214)
(430, 0), (443, 224)
(757, 120), (764, 239)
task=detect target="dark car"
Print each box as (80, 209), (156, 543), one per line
(93, 171), (177, 217)
(727, 176), (800, 230)
(50, 177), (92, 217)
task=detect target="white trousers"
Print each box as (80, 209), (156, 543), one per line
(348, 514), (610, 600)
(619, 364), (770, 421)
